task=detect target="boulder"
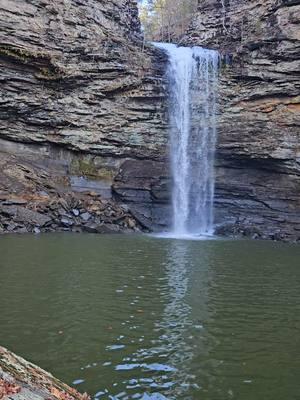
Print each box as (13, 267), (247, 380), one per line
(0, 346), (90, 400)
(80, 212), (91, 222)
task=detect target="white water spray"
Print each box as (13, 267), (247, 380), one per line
(154, 43), (219, 237)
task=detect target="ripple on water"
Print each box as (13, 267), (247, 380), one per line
(0, 235), (299, 400)
(106, 345), (126, 351)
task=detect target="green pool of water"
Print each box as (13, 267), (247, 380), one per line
(0, 234), (299, 399)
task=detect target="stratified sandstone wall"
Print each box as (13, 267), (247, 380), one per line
(0, 0), (170, 232)
(1, 0), (299, 239)
(185, 0), (300, 240)
(0, 0), (159, 156)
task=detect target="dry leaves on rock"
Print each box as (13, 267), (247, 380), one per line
(0, 378), (21, 399)
(50, 386), (90, 400)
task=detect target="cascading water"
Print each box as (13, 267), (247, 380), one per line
(154, 43), (219, 237)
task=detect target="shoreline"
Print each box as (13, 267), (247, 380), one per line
(0, 346), (90, 400)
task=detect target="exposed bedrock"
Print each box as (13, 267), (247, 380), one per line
(1, 0), (299, 240)
(0, 0), (170, 232)
(184, 0), (300, 241)
(0, 346), (90, 399)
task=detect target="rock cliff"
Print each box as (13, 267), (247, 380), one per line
(0, 0), (169, 233)
(185, 0), (300, 241)
(1, 0), (299, 240)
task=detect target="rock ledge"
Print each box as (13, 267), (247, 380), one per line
(0, 346), (90, 400)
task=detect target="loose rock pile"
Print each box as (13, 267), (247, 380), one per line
(0, 151), (142, 236)
(0, 192), (140, 235)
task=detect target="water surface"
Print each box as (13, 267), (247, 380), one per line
(0, 234), (299, 399)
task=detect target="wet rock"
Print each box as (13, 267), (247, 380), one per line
(113, 159), (170, 230)
(16, 207), (52, 227)
(72, 227), (82, 233)
(6, 223), (17, 232)
(72, 209), (80, 217)
(96, 224), (121, 234)
(15, 227), (28, 234)
(83, 223), (99, 233)
(61, 217), (74, 227)
(80, 212), (91, 222)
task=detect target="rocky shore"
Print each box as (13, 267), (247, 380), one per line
(0, 151), (141, 235)
(0, 346), (90, 399)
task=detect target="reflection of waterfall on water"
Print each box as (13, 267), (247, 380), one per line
(155, 242), (195, 398)
(154, 43), (219, 237)
(128, 242), (197, 399)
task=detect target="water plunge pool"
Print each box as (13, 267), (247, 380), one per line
(0, 234), (299, 399)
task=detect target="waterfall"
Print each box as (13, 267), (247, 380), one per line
(154, 43), (219, 237)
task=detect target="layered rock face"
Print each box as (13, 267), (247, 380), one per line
(0, 0), (169, 232)
(1, 0), (299, 240)
(185, 0), (300, 240)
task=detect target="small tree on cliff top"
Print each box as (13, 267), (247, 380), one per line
(138, 0), (197, 42)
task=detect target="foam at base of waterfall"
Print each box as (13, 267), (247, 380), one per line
(150, 231), (215, 241)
